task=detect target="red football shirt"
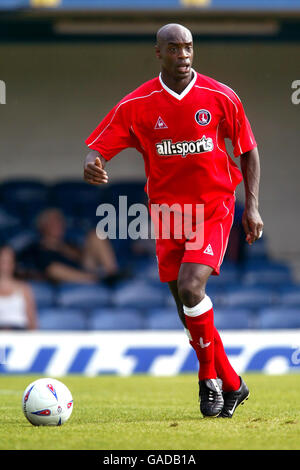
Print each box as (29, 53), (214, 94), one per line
(86, 70), (256, 206)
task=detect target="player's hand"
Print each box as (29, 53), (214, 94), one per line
(242, 207), (264, 245)
(84, 156), (108, 185)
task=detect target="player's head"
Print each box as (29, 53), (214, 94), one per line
(155, 24), (193, 81)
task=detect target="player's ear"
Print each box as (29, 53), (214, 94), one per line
(155, 45), (161, 59)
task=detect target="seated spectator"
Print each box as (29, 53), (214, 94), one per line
(18, 208), (122, 285)
(0, 245), (37, 330)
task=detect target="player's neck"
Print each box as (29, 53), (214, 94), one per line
(160, 69), (194, 95)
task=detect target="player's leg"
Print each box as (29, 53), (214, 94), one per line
(214, 328), (249, 418)
(176, 262), (223, 417)
(177, 262), (215, 383)
(168, 280), (186, 327)
(178, 194), (248, 417)
(169, 277), (241, 396)
(167, 273), (246, 418)
(166, 196), (248, 417)
(214, 328), (241, 392)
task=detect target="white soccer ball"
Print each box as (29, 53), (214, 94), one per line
(22, 378), (73, 426)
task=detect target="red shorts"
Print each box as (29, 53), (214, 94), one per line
(152, 194), (235, 282)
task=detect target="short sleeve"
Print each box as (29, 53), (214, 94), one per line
(224, 92), (257, 158)
(85, 100), (137, 161)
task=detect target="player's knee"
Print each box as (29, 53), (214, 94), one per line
(177, 278), (206, 308)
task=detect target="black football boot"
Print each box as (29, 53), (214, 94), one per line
(218, 377), (250, 418)
(199, 378), (224, 417)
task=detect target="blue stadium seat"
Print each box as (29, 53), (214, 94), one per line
(5, 228), (38, 252)
(29, 281), (56, 309)
(277, 284), (300, 306)
(38, 308), (87, 330)
(214, 307), (255, 330)
(133, 258), (159, 281)
(222, 285), (275, 309)
(0, 179), (49, 205)
(242, 261), (292, 286)
(244, 236), (269, 261)
(0, 1), (26, 7)
(0, 180), (49, 224)
(87, 308), (144, 330)
(56, 283), (111, 309)
(49, 180), (107, 220)
(144, 308), (183, 330)
(112, 279), (165, 308)
(0, 205), (21, 230)
(101, 181), (149, 260)
(256, 307), (300, 329)
(207, 262), (240, 286)
(105, 181), (147, 208)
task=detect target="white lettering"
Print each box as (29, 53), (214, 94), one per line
(0, 80), (5, 104)
(291, 80), (300, 104)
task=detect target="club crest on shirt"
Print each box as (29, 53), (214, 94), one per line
(195, 109), (211, 126)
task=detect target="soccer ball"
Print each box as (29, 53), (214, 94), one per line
(22, 378), (73, 426)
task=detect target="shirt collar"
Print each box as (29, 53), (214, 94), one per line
(159, 69), (197, 101)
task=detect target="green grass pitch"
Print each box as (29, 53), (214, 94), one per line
(1, 374), (299, 450)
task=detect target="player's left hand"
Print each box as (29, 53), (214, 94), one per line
(242, 207), (264, 245)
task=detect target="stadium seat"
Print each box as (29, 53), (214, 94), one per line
(101, 181), (149, 260)
(256, 307), (300, 329)
(222, 285), (275, 309)
(214, 307), (255, 330)
(206, 262), (240, 286)
(108, 238), (134, 269)
(133, 258), (159, 281)
(56, 283), (111, 309)
(277, 284), (300, 306)
(105, 181), (147, 208)
(0, 180), (49, 224)
(29, 281), (56, 309)
(242, 260), (292, 286)
(49, 180), (107, 220)
(144, 308), (183, 330)
(0, 1), (25, 7)
(0, 205), (21, 230)
(244, 236), (269, 261)
(5, 228), (38, 253)
(38, 308), (87, 330)
(112, 279), (165, 308)
(87, 307), (144, 330)
(0, 179), (49, 205)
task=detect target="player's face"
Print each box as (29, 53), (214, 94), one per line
(156, 35), (193, 81)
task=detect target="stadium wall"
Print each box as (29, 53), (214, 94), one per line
(1, 41), (299, 263)
(1, 330), (300, 376)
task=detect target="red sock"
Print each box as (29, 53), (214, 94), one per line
(214, 327), (240, 392)
(184, 296), (216, 381)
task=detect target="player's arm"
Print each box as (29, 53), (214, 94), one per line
(240, 146), (264, 245)
(84, 150), (108, 186)
(21, 282), (38, 330)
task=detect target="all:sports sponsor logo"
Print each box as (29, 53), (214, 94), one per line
(155, 136), (214, 158)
